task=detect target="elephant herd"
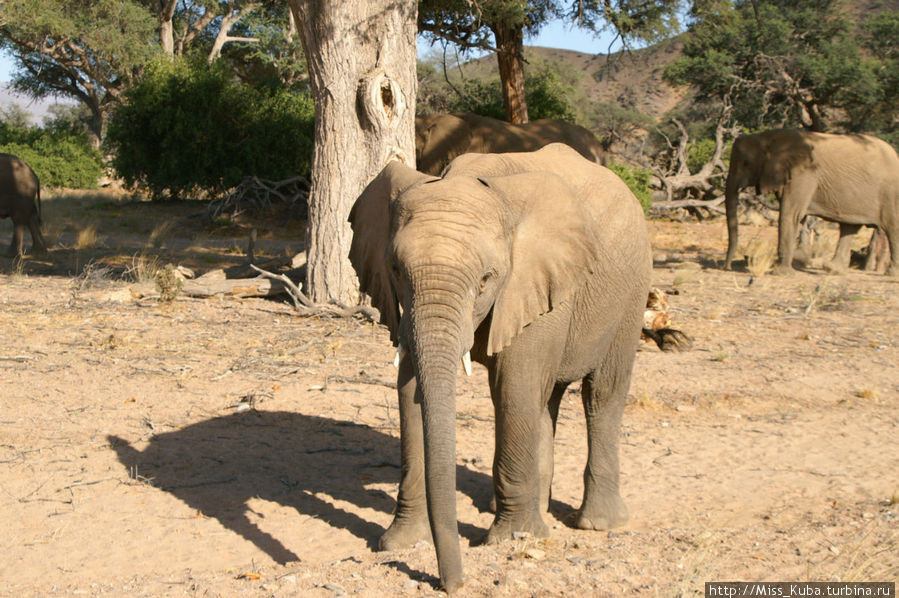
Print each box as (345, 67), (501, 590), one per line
(3, 113), (898, 592)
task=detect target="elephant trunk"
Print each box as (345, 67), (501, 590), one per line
(724, 169), (741, 270)
(408, 281), (468, 593)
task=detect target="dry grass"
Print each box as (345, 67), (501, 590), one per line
(745, 240), (777, 277)
(75, 225), (100, 249)
(148, 221), (173, 249)
(125, 252), (160, 284)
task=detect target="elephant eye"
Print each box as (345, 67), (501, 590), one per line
(479, 270), (495, 293)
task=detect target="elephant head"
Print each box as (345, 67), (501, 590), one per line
(414, 114), (472, 176)
(724, 130), (814, 269)
(349, 147), (603, 591)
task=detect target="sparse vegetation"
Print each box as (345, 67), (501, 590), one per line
(75, 225), (99, 250)
(154, 263), (183, 302)
(126, 252), (160, 285)
(745, 240), (777, 277)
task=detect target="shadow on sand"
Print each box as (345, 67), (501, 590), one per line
(108, 410), (493, 568)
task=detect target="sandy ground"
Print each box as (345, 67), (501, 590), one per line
(0, 207), (897, 597)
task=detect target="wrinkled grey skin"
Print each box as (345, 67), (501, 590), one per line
(349, 144), (651, 592)
(0, 153), (46, 257)
(724, 130), (899, 276)
(415, 112), (606, 176)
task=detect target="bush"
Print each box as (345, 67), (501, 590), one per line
(608, 162), (653, 214)
(106, 56), (314, 199)
(443, 59), (581, 123)
(0, 118), (103, 188)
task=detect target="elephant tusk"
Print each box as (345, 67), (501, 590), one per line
(462, 351), (472, 376)
(393, 343), (406, 368)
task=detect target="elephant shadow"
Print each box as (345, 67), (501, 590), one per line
(108, 411), (492, 566)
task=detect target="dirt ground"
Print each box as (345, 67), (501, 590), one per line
(1, 192), (897, 597)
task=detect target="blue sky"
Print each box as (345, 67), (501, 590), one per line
(0, 19), (617, 83)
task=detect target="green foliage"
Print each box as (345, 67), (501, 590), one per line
(0, 117), (103, 188)
(587, 102), (654, 151)
(426, 56), (583, 123)
(686, 137), (717, 173)
(608, 162), (653, 214)
(665, 0), (895, 133)
(0, 0), (158, 103)
(106, 57), (314, 200)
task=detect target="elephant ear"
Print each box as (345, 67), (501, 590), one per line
(759, 131), (813, 194)
(417, 114), (472, 175)
(481, 172), (600, 356)
(349, 161), (434, 344)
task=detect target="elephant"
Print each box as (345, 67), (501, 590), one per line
(349, 143), (652, 592)
(0, 153), (46, 257)
(415, 112), (605, 176)
(724, 129), (899, 276)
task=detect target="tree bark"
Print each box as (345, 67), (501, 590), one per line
(491, 21), (528, 124)
(155, 0), (177, 56)
(208, 3), (262, 62)
(287, 1), (418, 305)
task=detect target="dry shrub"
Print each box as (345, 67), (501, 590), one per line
(154, 263), (182, 302)
(76, 225), (99, 249)
(745, 240), (776, 277)
(149, 221), (173, 249)
(126, 253), (159, 284)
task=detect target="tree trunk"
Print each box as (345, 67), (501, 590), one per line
(491, 21), (528, 124)
(287, 1), (418, 305)
(155, 0), (177, 56)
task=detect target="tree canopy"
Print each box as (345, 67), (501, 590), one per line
(664, 0), (898, 135)
(419, 0), (682, 122)
(0, 0), (298, 146)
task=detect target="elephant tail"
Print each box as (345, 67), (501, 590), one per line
(36, 186), (41, 224)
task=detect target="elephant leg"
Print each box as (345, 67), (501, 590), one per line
(483, 365), (551, 544)
(492, 382), (564, 516)
(379, 353), (431, 550)
(11, 223), (26, 257)
(885, 224), (899, 277)
(538, 384), (565, 514)
(776, 180), (816, 274)
(794, 216), (818, 266)
(572, 333), (634, 531)
(825, 223), (862, 273)
(28, 212), (47, 255)
(864, 228), (888, 273)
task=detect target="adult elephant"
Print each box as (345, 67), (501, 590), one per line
(415, 112), (605, 175)
(0, 154), (46, 257)
(349, 144), (651, 592)
(724, 129), (899, 275)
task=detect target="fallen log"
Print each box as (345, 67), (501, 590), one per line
(130, 273), (290, 300)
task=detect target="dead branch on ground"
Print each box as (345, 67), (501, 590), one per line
(207, 175), (309, 222)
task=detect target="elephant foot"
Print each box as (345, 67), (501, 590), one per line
(482, 510), (549, 545)
(774, 263), (797, 276)
(379, 512), (432, 551)
(887, 265), (898, 277)
(823, 260), (848, 274)
(571, 494), (629, 530)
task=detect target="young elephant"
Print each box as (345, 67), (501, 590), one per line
(0, 153), (46, 257)
(349, 143), (652, 592)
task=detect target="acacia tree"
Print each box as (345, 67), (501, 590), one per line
(664, 0), (887, 132)
(141, 0), (268, 61)
(286, 1), (418, 305)
(419, 0), (681, 123)
(0, 0), (158, 147)
(0, 0), (284, 147)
